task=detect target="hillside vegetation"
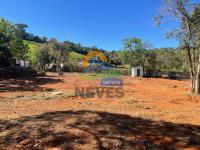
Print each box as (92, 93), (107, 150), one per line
(24, 40), (41, 66)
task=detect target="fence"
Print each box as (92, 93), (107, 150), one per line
(144, 70), (190, 80)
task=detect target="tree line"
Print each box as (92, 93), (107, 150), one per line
(1, 1), (200, 95)
(0, 17), (106, 71)
(117, 37), (189, 73)
(0, 17), (190, 73)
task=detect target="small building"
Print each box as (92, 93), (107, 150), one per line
(131, 66), (144, 77)
(15, 58), (30, 68)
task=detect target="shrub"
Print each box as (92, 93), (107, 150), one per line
(120, 69), (130, 75)
(63, 62), (83, 72)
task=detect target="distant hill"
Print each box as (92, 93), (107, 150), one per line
(24, 40), (105, 56)
(24, 40), (42, 51)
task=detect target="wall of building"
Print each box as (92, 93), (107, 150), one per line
(131, 66), (144, 77)
(15, 59), (30, 68)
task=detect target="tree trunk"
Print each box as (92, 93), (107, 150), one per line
(194, 77), (199, 95)
(185, 43), (196, 93)
(194, 56), (200, 95)
(191, 77), (195, 93)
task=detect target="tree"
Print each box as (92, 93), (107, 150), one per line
(145, 50), (157, 71)
(0, 33), (12, 66)
(0, 18), (16, 45)
(122, 37), (149, 68)
(15, 23), (48, 43)
(64, 51), (83, 72)
(0, 18), (29, 66)
(37, 38), (70, 70)
(105, 51), (122, 67)
(37, 46), (50, 70)
(155, 0), (200, 94)
(9, 38), (29, 60)
(151, 48), (188, 72)
(15, 24), (28, 39)
(48, 39), (68, 63)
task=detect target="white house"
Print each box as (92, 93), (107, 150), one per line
(15, 59), (30, 68)
(131, 66), (144, 77)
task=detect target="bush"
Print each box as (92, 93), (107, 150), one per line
(63, 51), (83, 72)
(63, 63), (83, 72)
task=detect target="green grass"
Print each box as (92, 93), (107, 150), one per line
(24, 40), (42, 65)
(24, 40), (42, 49)
(80, 70), (122, 80)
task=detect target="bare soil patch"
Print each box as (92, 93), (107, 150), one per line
(0, 73), (200, 150)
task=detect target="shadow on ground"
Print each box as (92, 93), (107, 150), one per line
(0, 110), (200, 150)
(0, 77), (63, 92)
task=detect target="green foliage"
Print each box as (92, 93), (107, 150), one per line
(121, 37), (156, 71)
(64, 52), (83, 72)
(101, 69), (121, 76)
(14, 24), (28, 39)
(152, 48), (189, 72)
(9, 38), (29, 59)
(144, 50), (157, 70)
(0, 18), (15, 66)
(155, 0), (200, 93)
(0, 46), (12, 67)
(24, 40), (41, 66)
(192, 5), (200, 50)
(107, 51), (122, 66)
(120, 37), (189, 72)
(0, 17), (191, 75)
(35, 39), (69, 70)
(0, 18), (15, 40)
(122, 37), (149, 67)
(0, 18), (29, 67)
(15, 23), (47, 43)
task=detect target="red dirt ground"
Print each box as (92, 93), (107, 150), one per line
(0, 73), (200, 150)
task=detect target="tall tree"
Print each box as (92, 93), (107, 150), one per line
(9, 38), (29, 60)
(0, 33), (12, 66)
(155, 0), (200, 94)
(37, 38), (70, 69)
(0, 18), (29, 66)
(14, 24), (28, 39)
(122, 37), (149, 68)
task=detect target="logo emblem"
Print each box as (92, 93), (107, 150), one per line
(101, 78), (123, 86)
(82, 50), (109, 73)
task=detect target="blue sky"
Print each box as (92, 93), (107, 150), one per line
(0, 0), (178, 50)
